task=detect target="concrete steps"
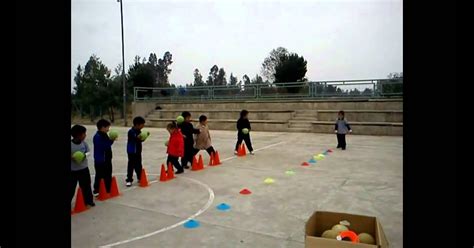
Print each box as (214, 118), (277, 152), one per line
(134, 99), (403, 135)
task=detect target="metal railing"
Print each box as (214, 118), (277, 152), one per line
(134, 78), (403, 102)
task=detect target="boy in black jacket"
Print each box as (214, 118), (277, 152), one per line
(178, 111), (200, 169)
(234, 109), (254, 155)
(93, 119), (116, 195)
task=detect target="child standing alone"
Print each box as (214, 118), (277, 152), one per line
(335, 110), (352, 150)
(235, 110), (254, 155)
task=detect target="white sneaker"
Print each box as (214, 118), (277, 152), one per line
(126, 182), (132, 187)
(250, 151), (255, 155)
(234, 151), (238, 155)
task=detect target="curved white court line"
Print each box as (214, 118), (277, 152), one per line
(93, 141), (285, 247)
(97, 175), (214, 248)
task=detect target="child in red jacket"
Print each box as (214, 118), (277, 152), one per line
(166, 121), (184, 174)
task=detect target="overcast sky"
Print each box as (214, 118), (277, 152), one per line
(71, 0), (402, 90)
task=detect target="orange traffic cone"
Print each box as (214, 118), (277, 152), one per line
(140, 168), (149, 187)
(209, 152), (215, 166)
(72, 187), (87, 214)
(198, 154), (204, 170)
(241, 143), (247, 156)
(159, 164), (168, 182)
(214, 151), (221, 165)
(191, 156), (199, 171)
(237, 144), (243, 156)
(97, 179), (110, 201)
(167, 162), (175, 180)
(110, 176), (120, 198)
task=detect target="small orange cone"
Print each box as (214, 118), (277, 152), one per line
(97, 179), (110, 201)
(209, 152), (215, 166)
(167, 162), (175, 180)
(159, 164), (168, 181)
(241, 143), (247, 156)
(191, 156), (199, 171)
(191, 156), (198, 170)
(139, 168), (149, 187)
(237, 144), (243, 156)
(198, 154), (204, 170)
(72, 187), (87, 214)
(110, 176), (120, 198)
(214, 151), (221, 165)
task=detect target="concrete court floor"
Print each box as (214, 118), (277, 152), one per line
(71, 125), (402, 248)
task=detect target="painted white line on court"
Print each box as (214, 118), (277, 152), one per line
(98, 175), (214, 248)
(89, 141), (285, 247)
(219, 141), (286, 162)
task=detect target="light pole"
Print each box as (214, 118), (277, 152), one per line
(118, 0), (127, 126)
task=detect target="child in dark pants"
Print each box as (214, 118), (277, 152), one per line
(166, 121), (185, 174)
(70, 125), (95, 207)
(93, 119), (116, 195)
(178, 111), (200, 169)
(126, 116), (147, 187)
(334, 110), (352, 150)
(193, 115), (217, 156)
(235, 110), (254, 155)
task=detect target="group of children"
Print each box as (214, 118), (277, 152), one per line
(71, 109), (351, 208)
(168, 110), (255, 173)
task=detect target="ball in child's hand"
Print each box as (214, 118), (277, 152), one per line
(242, 128), (249, 134)
(139, 131), (149, 141)
(72, 151), (86, 163)
(176, 116), (184, 124)
(108, 129), (119, 140)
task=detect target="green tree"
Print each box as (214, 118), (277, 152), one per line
(380, 72), (403, 96)
(193, 68), (204, 86)
(73, 55), (112, 121)
(206, 65), (219, 86)
(216, 68), (227, 86)
(242, 74), (251, 85)
(274, 53), (307, 93)
(157, 51), (173, 87)
(229, 73), (238, 86)
(251, 74), (264, 84)
(128, 56), (155, 88)
(261, 47), (289, 82)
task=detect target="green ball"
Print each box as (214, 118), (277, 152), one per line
(242, 128), (249, 134)
(72, 151), (85, 163)
(331, 224), (349, 233)
(358, 233), (375, 244)
(108, 130), (119, 140)
(164, 140), (169, 146)
(139, 131), (149, 141)
(321, 229), (338, 239)
(176, 116), (184, 124)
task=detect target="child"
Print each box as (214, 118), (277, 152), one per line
(93, 119), (116, 195)
(194, 115), (216, 156)
(126, 116), (147, 187)
(71, 125), (95, 207)
(235, 110), (254, 155)
(334, 110), (352, 150)
(178, 111), (200, 169)
(166, 121), (184, 174)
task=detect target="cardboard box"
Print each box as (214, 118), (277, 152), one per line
(305, 211), (389, 248)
